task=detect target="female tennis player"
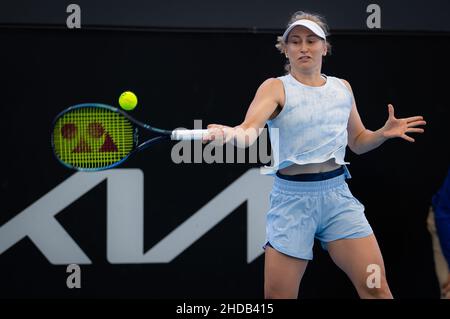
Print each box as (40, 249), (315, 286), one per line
(203, 11), (426, 299)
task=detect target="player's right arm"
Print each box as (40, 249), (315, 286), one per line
(204, 78), (284, 147)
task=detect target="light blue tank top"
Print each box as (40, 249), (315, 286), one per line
(261, 73), (353, 176)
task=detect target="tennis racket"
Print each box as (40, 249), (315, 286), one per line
(51, 103), (208, 171)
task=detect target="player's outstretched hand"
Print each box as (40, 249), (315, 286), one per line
(381, 104), (426, 142)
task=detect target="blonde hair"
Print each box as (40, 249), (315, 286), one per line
(276, 11), (332, 72)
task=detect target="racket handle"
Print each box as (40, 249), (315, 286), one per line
(171, 129), (209, 140)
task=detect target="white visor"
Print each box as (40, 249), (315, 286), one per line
(282, 19), (326, 42)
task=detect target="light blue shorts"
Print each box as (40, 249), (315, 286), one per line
(264, 167), (373, 260)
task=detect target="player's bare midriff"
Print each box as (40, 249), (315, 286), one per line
(277, 158), (341, 175)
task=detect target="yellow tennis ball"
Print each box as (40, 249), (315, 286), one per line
(119, 91), (138, 110)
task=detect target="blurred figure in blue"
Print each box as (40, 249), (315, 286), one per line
(427, 167), (450, 298)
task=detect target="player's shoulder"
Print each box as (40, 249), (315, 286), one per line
(340, 78), (351, 87)
(334, 77), (352, 90)
(259, 77), (284, 91)
(329, 76), (353, 93)
(257, 78), (284, 101)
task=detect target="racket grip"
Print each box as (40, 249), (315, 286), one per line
(171, 129), (209, 140)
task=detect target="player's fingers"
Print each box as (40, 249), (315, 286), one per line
(401, 134), (415, 142)
(406, 128), (424, 133)
(203, 127), (225, 143)
(207, 124), (224, 129)
(205, 125), (232, 145)
(202, 136), (210, 144)
(407, 120), (426, 127)
(405, 116), (423, 123)
(202, 127), (215, 143)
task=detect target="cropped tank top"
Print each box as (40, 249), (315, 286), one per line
(261, 73), (353, 176)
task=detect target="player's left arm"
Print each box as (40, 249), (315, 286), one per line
(343, 79), (426, 155)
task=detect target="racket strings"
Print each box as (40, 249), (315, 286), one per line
(53, 107), (134, 169)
